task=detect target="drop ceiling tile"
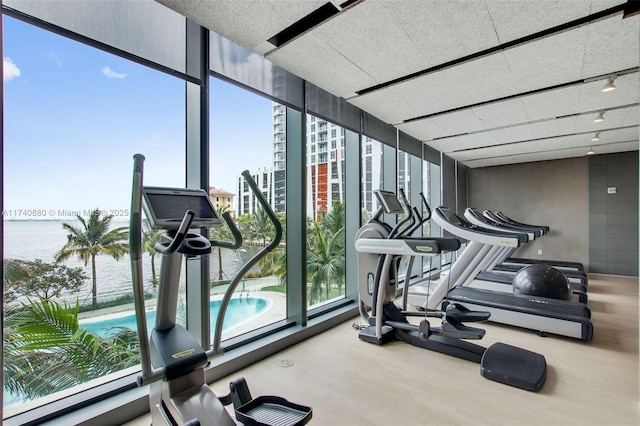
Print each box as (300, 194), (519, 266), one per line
(380, 0), (499, 67)
(489, 116), (579, 145)
(575, 105), (639, 130)
(582, 14), (640, 77)
(267, 34), (376, 97)
(388, 52), (519, 117)
(396, 120), (446, 141)
(503, 26), (588, 92)
(428, 110), (487, 136)
(577, 73), (640, 111)
(308, 2), (430, 84)
(430, 132), (499, 154)
(470, 98), (529, 129)
(156, 0), (327, 50)
(485, 0), (597, 43)
(347, 91), (418, 124)
(521, 85), (582, 120)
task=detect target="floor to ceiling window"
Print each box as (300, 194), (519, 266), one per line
(306, 114), (347, 309)
(208, 77), (287, 339)
(2, 16), (185, 416)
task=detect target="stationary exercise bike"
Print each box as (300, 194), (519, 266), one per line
(355, 189), (548, 392)
(130, 154), (312, 425)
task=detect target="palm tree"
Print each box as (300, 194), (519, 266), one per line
(306, 221), (345, 304)
(210, 206), (234, 281)
(56, 209), (128, 309)
(249, 207), (274, 246)
(142, 219), (163, 288)
(315, 203), (346, 296)
(3, 298), (139, 400)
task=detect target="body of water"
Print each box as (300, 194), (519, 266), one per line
(3, 220), (261, 305)
(80, 297), (268, 337)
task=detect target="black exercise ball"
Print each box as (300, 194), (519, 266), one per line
(512, 264), (572, 301)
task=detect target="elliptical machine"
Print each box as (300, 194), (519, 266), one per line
(130, 154), (312, 425)
(355, 189), (548, 392)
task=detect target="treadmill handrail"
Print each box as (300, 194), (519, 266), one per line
(433, 206), (524, 247)
(465, 208), (537, 240)
(491, 211), (550, 233)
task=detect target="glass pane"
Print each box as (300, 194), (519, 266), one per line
(306, 114), (346, 308)
(2, 16), (184, 414)
(424, 160), (443, 274)
(209, 78), (286, 340)
(360, 136), (384, 223)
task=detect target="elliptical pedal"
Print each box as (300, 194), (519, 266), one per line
(480, 342), (547, 392)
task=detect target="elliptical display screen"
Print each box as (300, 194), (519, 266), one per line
(142, 187), (221, 230)
(374, 190), (404, 215)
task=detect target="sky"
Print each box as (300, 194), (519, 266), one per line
(2, 16), (273, 220)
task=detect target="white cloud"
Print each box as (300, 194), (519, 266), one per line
(47, 51), (63, 66)
(3, 57), (21, 82)
(102, 66), (127, 79)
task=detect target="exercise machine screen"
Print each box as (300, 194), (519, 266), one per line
(142, 187), (221, 230)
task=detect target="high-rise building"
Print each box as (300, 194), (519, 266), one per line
(306, 115), (346, 221)
(236, 167), (275, 216)
(238, 103), (384, 221)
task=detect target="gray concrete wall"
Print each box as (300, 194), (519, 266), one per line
(589, 152), (638, 276)
(467, 157), (589, 268)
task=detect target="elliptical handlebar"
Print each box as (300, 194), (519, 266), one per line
(419, 192), (432, 221)
(154, 210), (195, 255)
(241, 169), (283, 250)
(211, 211), (243, 250)
(388, 188), (414, 238)
(130, 154), (165, 386)
(211, 170), (282, 354)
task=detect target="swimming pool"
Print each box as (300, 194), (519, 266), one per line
(80, 297), (270, 337)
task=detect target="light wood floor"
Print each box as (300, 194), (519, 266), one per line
(128, 274), (639, 425)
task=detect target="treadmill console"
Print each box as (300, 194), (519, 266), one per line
(437, 206), (463, 226)
(142, 186), (222, 230)
(374, 190), (404, 215)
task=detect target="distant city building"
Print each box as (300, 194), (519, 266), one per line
(306, 115), (346, 221)
(361, 136), (383, 214)
(209, 187), (235, 215)
(237, 103), (383, 220)
(236, 167), (275, 216)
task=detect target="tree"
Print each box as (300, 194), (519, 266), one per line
(3, 259), (32, 302)
(248, 206), (274, 246)
(142, 219), (163, 287)
(306, 221), (345, 304)
(210, 206), (234, 281)
(4, 259), (87, 304)
(3, 298), (139, 400)
(56, 209), (128, 309)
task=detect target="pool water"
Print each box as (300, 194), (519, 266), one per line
(80, 297), (268, 337)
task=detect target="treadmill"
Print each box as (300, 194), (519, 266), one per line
(464, 208), (588, 299)
(408, 206), (593, 341)
(484, 210), (587, 274)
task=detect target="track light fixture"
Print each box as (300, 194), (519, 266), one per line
(601, 76), (617, 92)
(593, 111), (605, 122)
(591, 132), (601, 142)
(587, 147), (595, 155)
